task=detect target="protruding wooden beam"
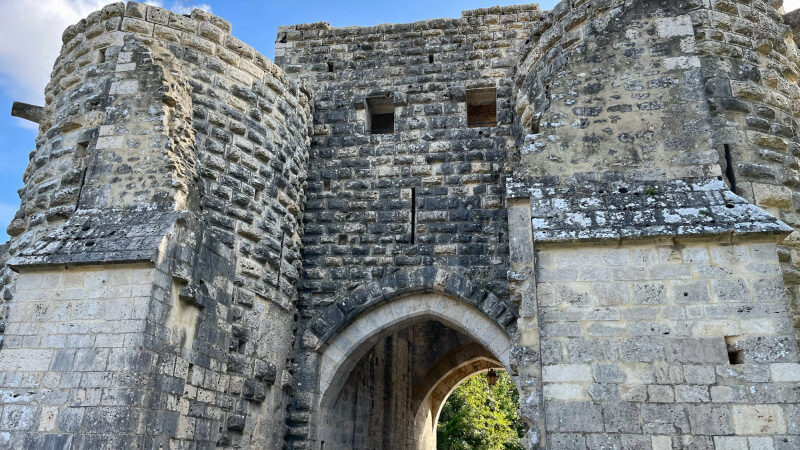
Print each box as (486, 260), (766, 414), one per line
(11, 101), (43, 124)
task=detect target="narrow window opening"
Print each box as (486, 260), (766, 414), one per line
(466, 88), (497, 127)
(76, 141), (87, 160)
(327, 61), (334, 73)
(338, 234), (347, 245)
(725, 336), (744, 365)
(75, 141), (89, 211)
(531, 117), (541, 134)
(323, 180), (330, 190)
(97, 49), (106, 64)
(723, 144), (737, 193)
(410, 187), (416, 244)
(428, 54), (434, 64)
(366, 95), (394, 135)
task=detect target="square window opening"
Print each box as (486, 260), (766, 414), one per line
(467, 88), (497, 128)
(725, 336), (744, 365)
(366, 95), (395, 135)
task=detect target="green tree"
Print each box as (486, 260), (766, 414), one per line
(437, 370), (526, 450)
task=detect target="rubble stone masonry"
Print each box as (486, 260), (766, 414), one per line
(0, 0), (799, 449)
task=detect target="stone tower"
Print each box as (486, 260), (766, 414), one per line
(1, 0), (800, 449)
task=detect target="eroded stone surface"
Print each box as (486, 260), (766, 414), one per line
(0, 0), (799, 449)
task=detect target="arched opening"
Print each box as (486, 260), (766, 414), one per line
(315, 293), (516, 449)
(434, 369), (525, 450)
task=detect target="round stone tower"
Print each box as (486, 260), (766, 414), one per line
(0, 2), (311, 448)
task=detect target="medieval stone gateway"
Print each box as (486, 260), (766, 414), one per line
(1, 0), (800, 448)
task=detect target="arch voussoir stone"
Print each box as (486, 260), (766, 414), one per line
(312, 267), (518, 347)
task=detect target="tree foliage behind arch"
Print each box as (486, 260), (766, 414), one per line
(437, 370), (525, 450)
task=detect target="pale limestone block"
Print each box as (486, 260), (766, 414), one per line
(709, 245), (750, 264)
(656, 16), (694, 39)
(38, 406), (58, 432)
(651, 435), (672, 450)
(389, 297), (409, 319)
(544, 383), (587, 401)
(324, 342), (346, 366)
(14, 273), (47, 290)
(752, 183), (792, 209)
(318, 355), (338, 391)
(0, 349), (53, 371)
(692, 319), (741, 336)
(498, 349), (510, 370)
(731, 405), (786, 435)
(663, 55), (701, 70)
(109, 80), (138, 95)
(750, 243), (778, 261)
(95, 136), (124, 149)
(748, 437), (775, 450)
(714, 436), (748, 450)
(682, 247), (710, 264)
(542, 364), (593, 383)
(770, 363), (800, 382)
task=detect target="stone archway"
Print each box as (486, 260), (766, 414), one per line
(313, 292), (515, 449)
(411, 342), (503, 449)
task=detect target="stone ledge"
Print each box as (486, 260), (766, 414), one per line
(7, 208), (184, 270)
(507, 177), (792, 244)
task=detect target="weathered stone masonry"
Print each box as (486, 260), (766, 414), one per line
(0, 0), (799, 449)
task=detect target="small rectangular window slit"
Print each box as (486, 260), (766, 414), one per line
(724, 144), (737, 193)
(327, 61), (334, 73)
(531, 117), (541, 134)
(428, 54), (434, 64)
(366, 94), (394, 135)
(725, 336), (743, 365)
(466, 88), (497, 127)
(410, 187), (416, 244)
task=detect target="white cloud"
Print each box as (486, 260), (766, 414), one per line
(169, 1), (211, 15)
(787, 0), (800, 12)
(0, 0), (212, 107)
(0, 0), (109, 104)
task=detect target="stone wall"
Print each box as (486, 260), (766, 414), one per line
(534, 240), (799, 449)
(274, 6), (541, 444)
(689, 0), (800, 348)
(1, 0), (799, 448)
(0, 1), (311, 447)
(0, 265), (158, 448)
(513, 0), (719, 181)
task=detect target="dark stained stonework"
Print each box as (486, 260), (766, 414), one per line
(1, 1), (800, 449)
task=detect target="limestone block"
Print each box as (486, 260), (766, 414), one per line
(748, 437), (775, 450)
(753, 183), (793, 209)
(714, 436), (749, 450)
(656, 16), (693, 39)
(770, 363), (800, 381)
(542, 364), (592, 383)
(731, 405), (787, 435)
(0, 349), (52, 372)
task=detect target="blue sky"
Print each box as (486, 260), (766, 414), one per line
(0, 0), (796, 242)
